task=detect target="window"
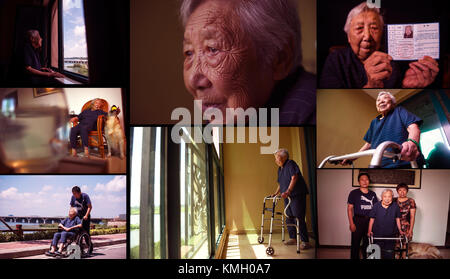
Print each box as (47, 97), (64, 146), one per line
(53, 0), (89, 78)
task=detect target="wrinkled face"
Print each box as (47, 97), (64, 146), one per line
(94, 100), (102, 110)
(183, 0), (274, 118)
(376, 94), (394, 115)
(347, 11), (382, 61)
(358, 175), (370, 188)
(382, 191), (393, 205)
(397, 187), (408, 198)
(69, 210), (76, 218)
(274, 154), (286, 167)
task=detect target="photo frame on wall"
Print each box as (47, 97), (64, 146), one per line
(352, 169), (421, 189)
(33, 88), (63, 98)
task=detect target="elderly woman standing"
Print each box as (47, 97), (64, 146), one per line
(319, 2), (439, 88)
(180, 0), (316, 125)
(342, 91), (424, 168)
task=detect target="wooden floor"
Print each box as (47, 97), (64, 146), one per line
(224, 233), (315, 259)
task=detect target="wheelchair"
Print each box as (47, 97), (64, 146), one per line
(46, 228), (93, 259)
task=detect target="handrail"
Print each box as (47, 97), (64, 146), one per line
(318, 141), (418, 168)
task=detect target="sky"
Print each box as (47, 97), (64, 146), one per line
(63, 0), (88, 58)
(0, 176), (126, 218)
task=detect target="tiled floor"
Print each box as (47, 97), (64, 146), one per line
(225, 233), (315, 259)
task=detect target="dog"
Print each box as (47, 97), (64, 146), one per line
(408, 242), (443, 259)
(104, 105), (125, 159)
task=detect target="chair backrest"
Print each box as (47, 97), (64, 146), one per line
(81, 99), (109, 113)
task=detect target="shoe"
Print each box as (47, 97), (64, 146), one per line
(284, 239), (297, 245)
(45, 251), (55, 257)
(300, 242), (310, 250)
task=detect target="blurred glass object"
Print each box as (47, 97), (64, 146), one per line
(0, 88), (70, 173)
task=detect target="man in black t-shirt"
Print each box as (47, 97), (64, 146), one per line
(347, 173), (378, 259)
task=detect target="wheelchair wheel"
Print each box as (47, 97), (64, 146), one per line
(266, 246), (274, 256)
(77, 232), (92, 257)
(257, 236), (264, 244)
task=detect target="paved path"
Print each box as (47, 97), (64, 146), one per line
(0, 233), (126, 259)
(18, 243), (126, 259)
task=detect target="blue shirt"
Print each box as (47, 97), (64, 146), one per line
(70, 193), (92, 218)
(61, 216), (82, 232)
(277, 159), (308, 197)
(78, 109), (108, 131)
(364, 106), (422, 168)
(347, 189), (378, 217)
(369, 202), (401, 237)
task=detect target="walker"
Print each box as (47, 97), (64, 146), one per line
(258, 195), (300, 255)
(367, 235), (409, 259)
(318, 141), (418, 168)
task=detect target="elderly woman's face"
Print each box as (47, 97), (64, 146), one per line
(69, 210), (76, 218)
(382, 191), (393, 205)
(376, 94), (394, 115)
(347, 11), (382, 61)
(183, 0), (274, 117)
(274, 154), (285, 167)
(93, 100), (102, 110)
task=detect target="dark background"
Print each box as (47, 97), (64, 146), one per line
(317, 0), (450, 88)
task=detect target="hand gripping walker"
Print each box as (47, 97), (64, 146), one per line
(367, 234), (409, 259)
(258, 195), (300, 255)
(318, 141), (418, 168)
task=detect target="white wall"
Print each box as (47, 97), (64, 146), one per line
(64, 88), (124, 127)
(317, 169), (450, 246)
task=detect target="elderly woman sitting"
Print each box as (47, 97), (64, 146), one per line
(320, 2), (439, 88)
(180, 0), (316, 125)
(45, 208), (82, 257)
(342, 91), (424, 168)
(69, 99), (108, 158)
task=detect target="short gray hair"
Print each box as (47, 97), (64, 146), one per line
(381, 189), (394, 197)
(343, 2), (384, 34)
(69, 207), (78, 215)
(377, 91), (396, 105)
(26, 30), (40, 44)
(180, 0), (303, 71)
(275, 148), (289, 159)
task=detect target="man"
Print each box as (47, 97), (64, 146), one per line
(272, 148), (310, 249)
(320, 2), (439, 88)
(69, 99), (109, 158)
(347, 172), (378, 259)
(70, 186), (92, 235)
(45, 207), (82, 257)
(368, 189), (403, 259)
(342, 91), (424, 168)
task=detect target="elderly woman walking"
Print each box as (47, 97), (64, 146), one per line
(319, 1), (439, 88)
(342, 91), (424, 168)
(180, 0), (316, 125)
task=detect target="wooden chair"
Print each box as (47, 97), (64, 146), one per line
(73, 99), (109, 158)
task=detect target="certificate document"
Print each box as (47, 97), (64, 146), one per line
(387, 22), (439, 61)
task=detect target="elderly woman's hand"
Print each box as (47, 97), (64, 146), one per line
(363, 51), (393, 88)
(401, 141), (420, 162)
(402, 56), (439, 88)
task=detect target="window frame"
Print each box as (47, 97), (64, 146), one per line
(49, 0), (89, 83)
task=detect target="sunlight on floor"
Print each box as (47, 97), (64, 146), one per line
(225, 233), (315, 259)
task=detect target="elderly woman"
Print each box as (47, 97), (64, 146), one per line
(45, 208), (82, 257)
(23, 30), (64, 84)
(271, 148), (310, 249)
(319, 2), (439, 88)
(69, 99), (108, 158)
(342, 91), (424, 168)
(395, 183), (416, 258)
(368, 189), (403, 259)
(180, 0), (316, 125)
